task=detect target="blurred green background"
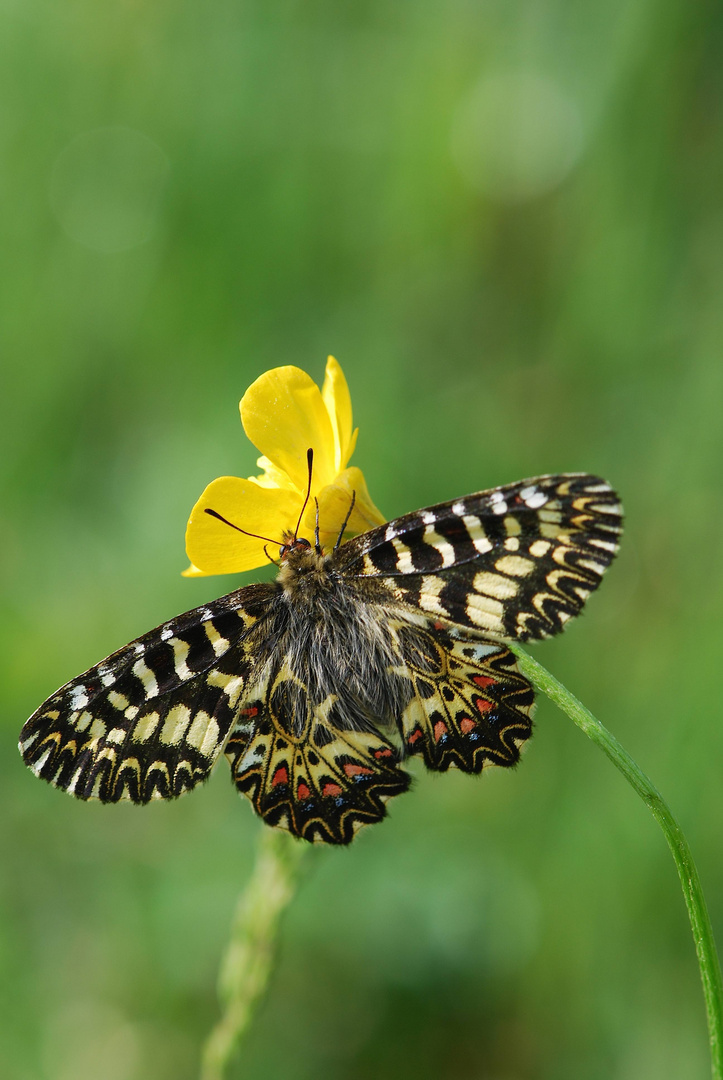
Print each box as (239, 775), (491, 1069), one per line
(2, 0), (723, 1077)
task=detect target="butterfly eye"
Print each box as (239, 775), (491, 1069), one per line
(279, 537), (312, 558)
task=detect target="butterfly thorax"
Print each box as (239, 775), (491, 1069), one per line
(276, 543), (329, 598)
(240, 549), (414, 739)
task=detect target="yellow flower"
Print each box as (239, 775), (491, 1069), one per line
(184, 357), (386, 576)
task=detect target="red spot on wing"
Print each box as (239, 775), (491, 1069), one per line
(322, 782), (343, 797)
(433, 720), (448, 742)
(374, 747), (393, 759)
(408, 728), (424, 745)
(343, 763), (374, 777)
(475, 697), (493, 714)
(460, 717), (476, 734)
(473, 676), (496, 689)
(433, 621), (445, 630)
(297, 782), (311, 800)
(271, 765), (288, 787)
(239, 706), (259, 717)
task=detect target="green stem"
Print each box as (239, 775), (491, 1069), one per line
(200, 828), (307, 1080)
(508, 643), (723, 1080)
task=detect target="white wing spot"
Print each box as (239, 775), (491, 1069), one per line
(133, 712), (160, 742)
(204, 622), (230, 657)
(489, 491), (508, 515)
(89, 718), (106, 740)
(423, 526), (456, 568)
(133, 658), (159, 698)
(577, 557), (606, 575)
(520, 486), (547, 509)
(465, 597), (505, 632)
(76, 711), (93, 732)
(451, 500), (466, 516)
(66, 767), (84, 795)
(538, 508), (563, 524)
(418, 575), (449, 617)
(461, 514), (493, 554)
(495, 555), (535, 577)
(467, 642), (499, 659)
(170, 638), (192, 680)
(473, 571), (519, 601)
(207, 670), (245, 707)
(391, 537), (415, 574)
(108, 691), (130, 711)
(107, 728), (126, 745)
(161, 626), (174, 641)
(588, 537), (618, 553)
(30, 748), (52, 776)
(186, 712), (221, 758)
(590, 501), (622, 515)
(160, 704), (192, 745)
(69, 685), (89, 710)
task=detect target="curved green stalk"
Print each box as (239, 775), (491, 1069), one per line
(200, 828), (307, 1080)
(508, 643), (723, 1080)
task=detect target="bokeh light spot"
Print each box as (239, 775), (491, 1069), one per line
(50, 127), (169, 253)
(451, 70), (584, 203)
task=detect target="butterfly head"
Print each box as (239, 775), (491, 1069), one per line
(279, 536), (313, 560)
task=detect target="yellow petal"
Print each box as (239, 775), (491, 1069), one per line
(312, 466), (386, 549)
(240, 366), (336, 494)
(250, 455), (297, 491)
(185, 476), (300, 575)
(321, 356), (354, 471)
(181, 562), (207, 578)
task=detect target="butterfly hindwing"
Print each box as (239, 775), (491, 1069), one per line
(19, 584), (274, 802)
(391, 619), (534, 772)
(226, 666), (411, 844)
(340, 474), (622, 640)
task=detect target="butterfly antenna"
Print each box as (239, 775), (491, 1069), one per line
(204, 508), (282, 546)
(293, 448), (314, 540)
(313, 497), (321, 554)
(334, 490), (356, 549)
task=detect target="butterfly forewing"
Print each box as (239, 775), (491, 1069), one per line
(341, 474), (622, 640)
(19, 584), (273, 802)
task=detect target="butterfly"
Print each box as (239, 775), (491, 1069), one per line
(19, 473), (622, 844)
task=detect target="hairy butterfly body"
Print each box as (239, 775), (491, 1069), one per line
(20, 473), (622, 844)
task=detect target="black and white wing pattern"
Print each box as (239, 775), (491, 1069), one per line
(338, 473), (622, 640)
(19, 585), (274, 802)
(20, 472), (622, 844)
